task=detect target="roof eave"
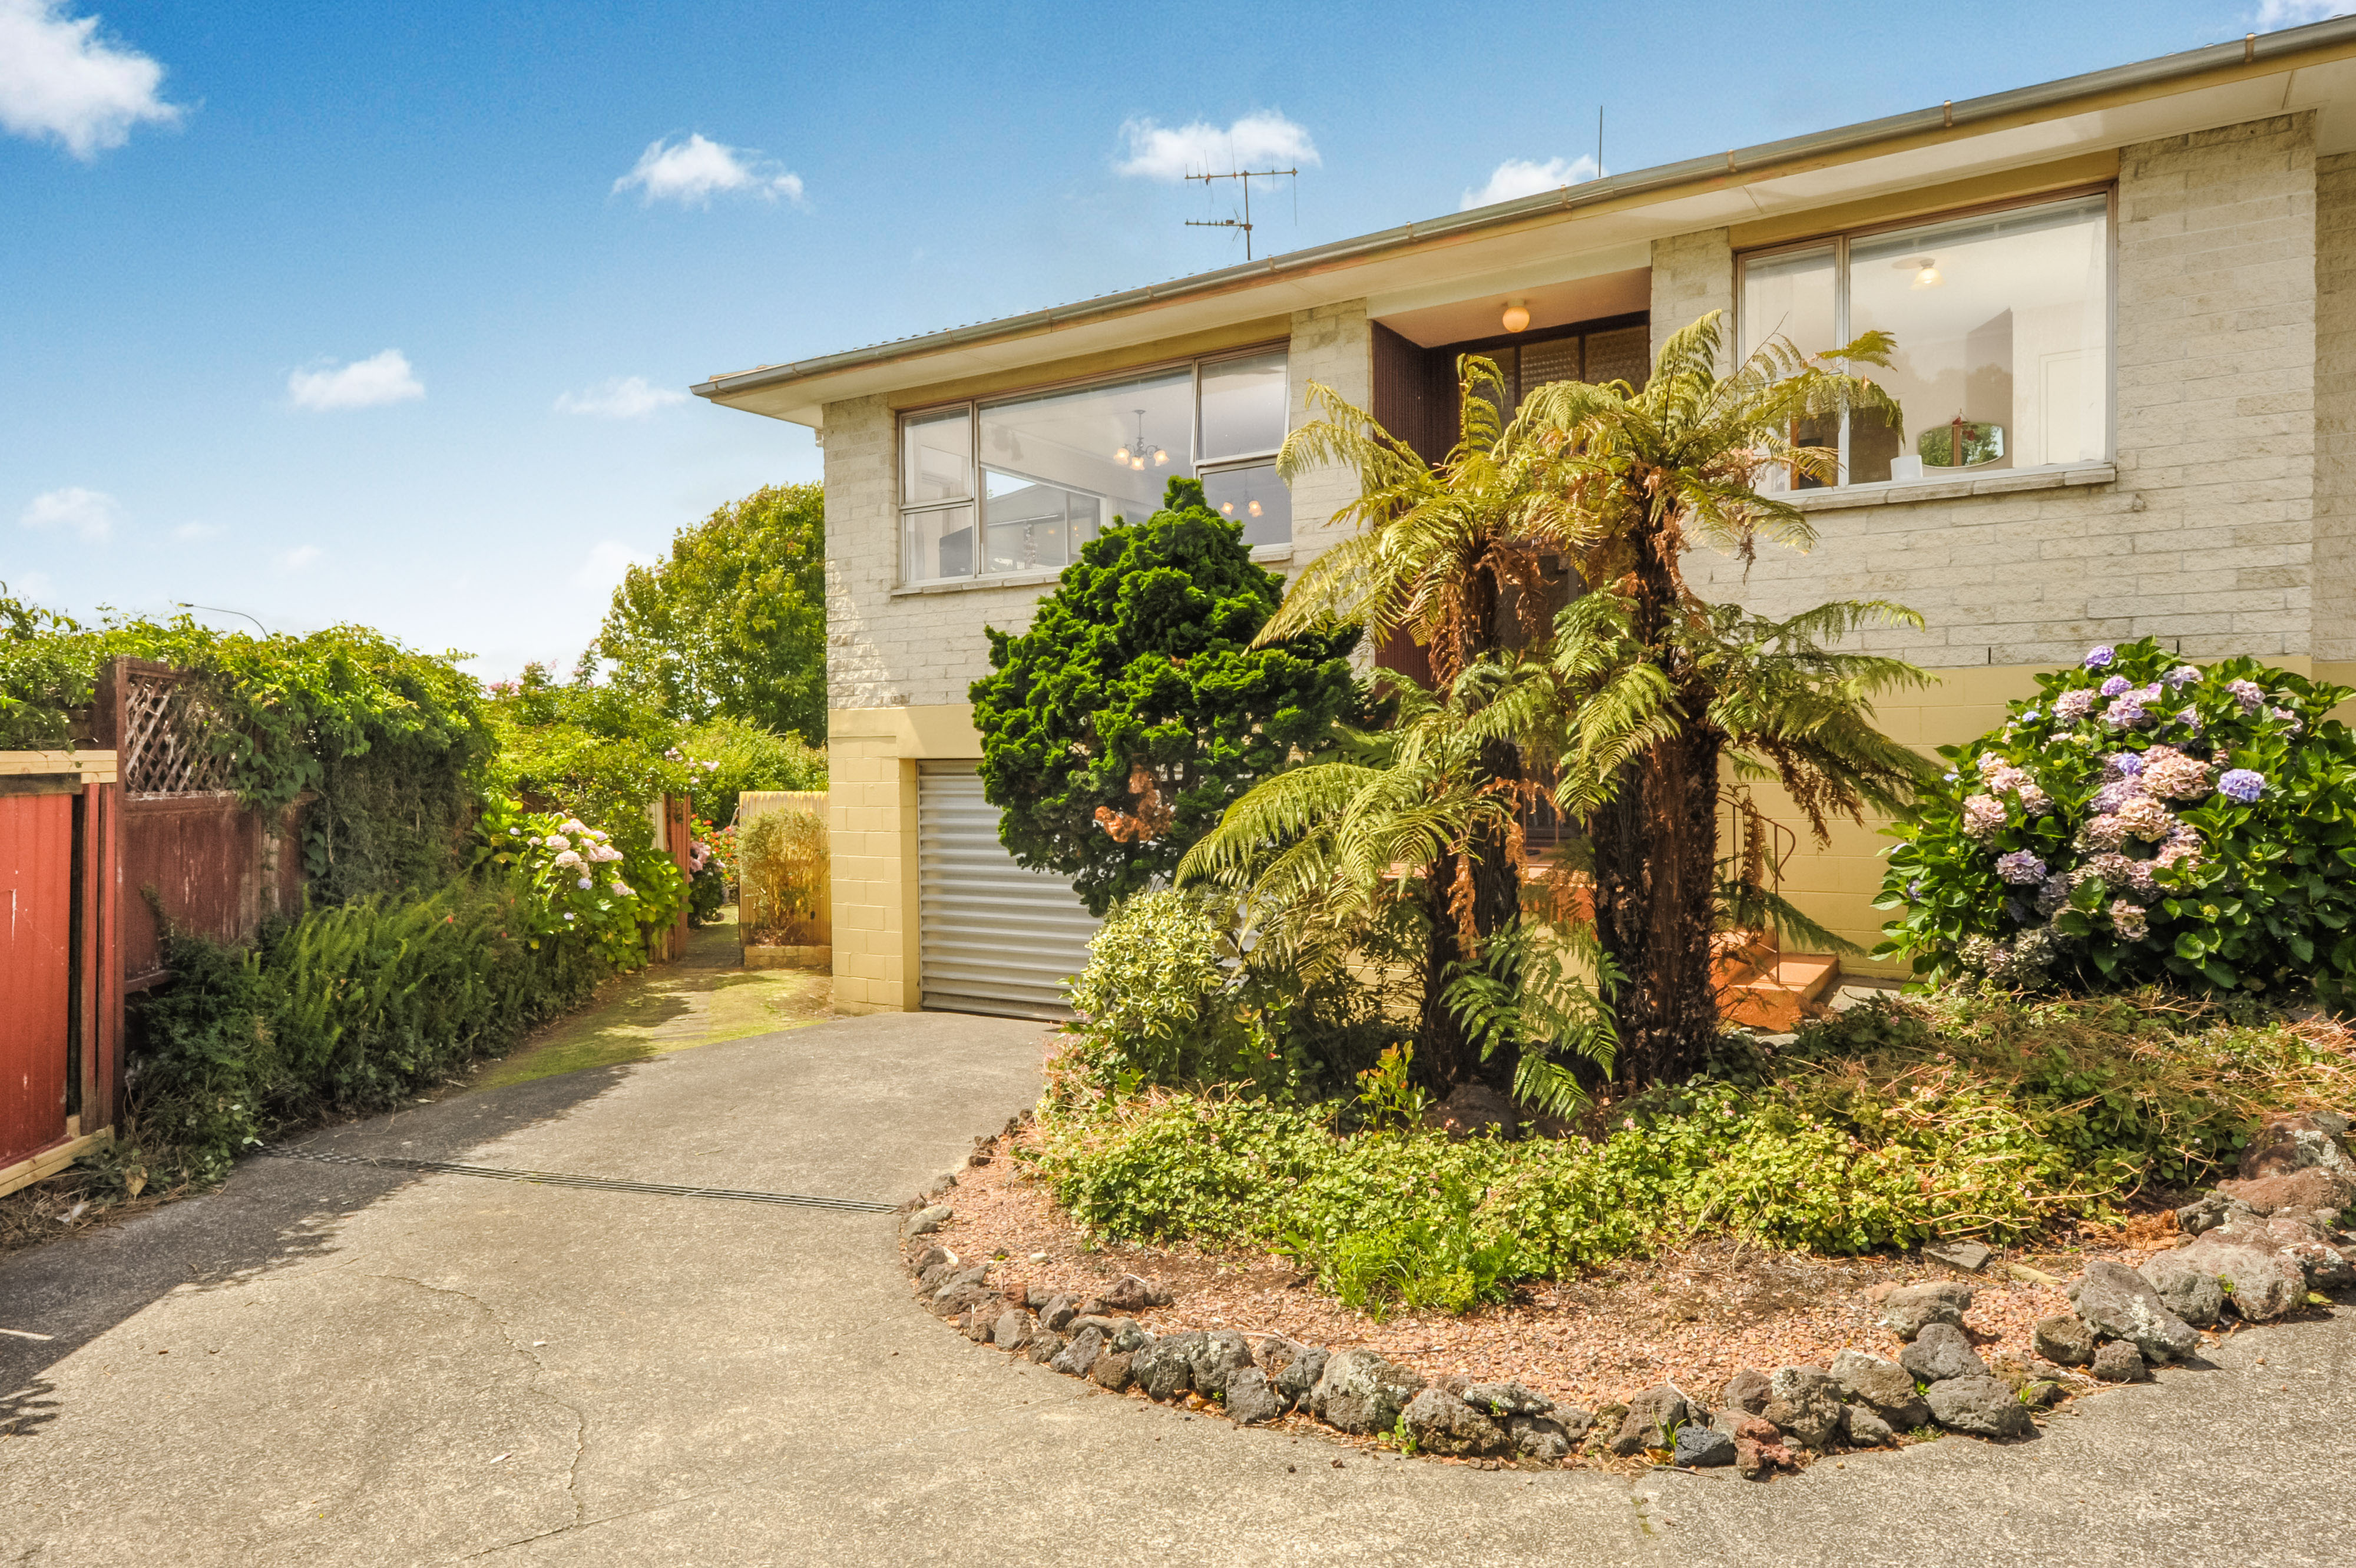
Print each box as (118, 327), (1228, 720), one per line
(693, 16), (2356, 417)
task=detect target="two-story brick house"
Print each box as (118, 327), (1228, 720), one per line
(696, 20), (2356, 1017)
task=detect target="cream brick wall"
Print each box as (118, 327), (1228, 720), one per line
(1647, 115), (2327, 965)
(816, 307), (1375, 1008)
(1677, 113), (2322, 671)
(1650, 229), (1734, 363)
(1283, 299), (1374, 563)
(822, 304), (1374, 716)
(823, 722), (918, 1014)
(2318, 150), (2356, 663)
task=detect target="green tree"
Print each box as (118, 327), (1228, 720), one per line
(0, 583), (94, 748)
(1511, 315), (1930, 1085)
(1229, 314), (1928, 1091)
(485, 661), (687, 849)
(597, 482), (827, 744)
(970, 476), (1366, 918)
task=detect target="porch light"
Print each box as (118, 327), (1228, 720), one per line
(1114, 445), (1133, 465)
(1898, 256), (1941, 289)
(1247, 499), (1262, 517)
(1501, 299), (1530, 333)
(1220, 501), (1236, 515)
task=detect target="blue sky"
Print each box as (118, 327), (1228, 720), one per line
(0, 0), (2337, 677)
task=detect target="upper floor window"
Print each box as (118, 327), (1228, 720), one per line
(899, 346), (1289, 585)
(1737, 191), (2110, 488)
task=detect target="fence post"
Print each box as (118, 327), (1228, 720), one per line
(667, 793), (692, 958)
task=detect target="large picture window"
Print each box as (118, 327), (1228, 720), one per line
(899, 346), (1288, 584)
(1736, 192), (2110, 488)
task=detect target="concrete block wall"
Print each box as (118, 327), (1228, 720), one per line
(2318, 149), (2356, 666)
(1675, 112), (2322, 670)
(1284, 299), (1374, 567)
(1646, 113), (2332, 966)
(822, 720), (916, 1014)
(815, 304), (1376, 1008)
(1650, 228), (1734, 363)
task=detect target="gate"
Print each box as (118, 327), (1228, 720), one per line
(0, 750), (121, 1195)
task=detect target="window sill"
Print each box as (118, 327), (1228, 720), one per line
(892, 541), (1293, 596)
(1781, 463), (2117, 512)
(891, 567), (1064, 597)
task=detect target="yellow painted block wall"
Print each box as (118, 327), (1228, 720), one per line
(1747, 666), (2044, 974)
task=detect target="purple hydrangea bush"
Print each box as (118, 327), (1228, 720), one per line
(1878, 638), (2356, 1001)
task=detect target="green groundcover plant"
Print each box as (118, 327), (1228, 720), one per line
(1023, 987), (2354, 1315)
(1877, 638), (2356, 1002)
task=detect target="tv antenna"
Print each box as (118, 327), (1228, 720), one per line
(1184, 165), (1296, 260)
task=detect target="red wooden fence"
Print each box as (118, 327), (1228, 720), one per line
(93, 659), (305, 988)
(0, 751), (122, 1195)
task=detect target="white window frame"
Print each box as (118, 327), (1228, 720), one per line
(1732, 186), (2117, 489)
(896, 343), (1289, 586)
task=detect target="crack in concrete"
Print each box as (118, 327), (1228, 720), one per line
(365, 1273), (590, 1530)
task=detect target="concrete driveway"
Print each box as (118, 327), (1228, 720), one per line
(2, 1012), (2351, 1566)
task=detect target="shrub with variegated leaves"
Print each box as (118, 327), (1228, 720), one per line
(1878, 637), (2356, 1005)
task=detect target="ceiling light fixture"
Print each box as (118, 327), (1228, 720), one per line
(1501, 299), (1531, 333)
(1896, 256), (1942, 289)
(1114, 410), (1167, 471)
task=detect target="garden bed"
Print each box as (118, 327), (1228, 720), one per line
(928, 1120), (2180, 1417)
(902, 987), (2355, 1475)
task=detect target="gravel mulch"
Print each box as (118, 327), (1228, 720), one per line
(935, 1128), (2183, 1413)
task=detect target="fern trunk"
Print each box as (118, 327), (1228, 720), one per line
(1413, 736), (1527, 1098)
(1591, 721), (1722, 1087)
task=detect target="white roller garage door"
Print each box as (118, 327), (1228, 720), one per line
(917, 763), (1101, 1017)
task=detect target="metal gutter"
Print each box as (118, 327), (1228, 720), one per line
(694, 17), (2356, 404)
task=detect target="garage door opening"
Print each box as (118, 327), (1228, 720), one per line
(916, 763), (1100, 1018)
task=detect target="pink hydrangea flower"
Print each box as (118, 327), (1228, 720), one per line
(2139, 746), (2212, 800)
(2110, 899), (2148, 940)
(1961, 795), (2006, 840)
(2079, 815), (2133, 852)
(2115, 797), (2176, 842)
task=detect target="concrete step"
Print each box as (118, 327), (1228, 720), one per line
(1716, 950), (1843, 1031)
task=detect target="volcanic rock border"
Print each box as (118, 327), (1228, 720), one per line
(901, 1110), (2356, 1478)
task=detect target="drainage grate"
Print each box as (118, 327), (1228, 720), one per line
(260, 1146), (898, 1213)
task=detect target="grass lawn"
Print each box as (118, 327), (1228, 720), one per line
(469, 905), (833, 1091)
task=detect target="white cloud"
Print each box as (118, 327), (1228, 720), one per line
(1460, 156), (1599, 211)
(19, 485), (117, 540)
(554, 375), (689, 419)
(278, 544), (322, 572)
(11, 571), (55, 600)
(613, 134), (805, 207)
(1114, 111), (1319, 181)
(2257, 0), (2350, 25)
(287, 349), (424, 412)
(573, 540), (651, 592)
(172, 520), (219, 541)
(0, 0), (181, 158)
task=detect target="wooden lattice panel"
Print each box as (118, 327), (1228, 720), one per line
(120, 674), (236, 798)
